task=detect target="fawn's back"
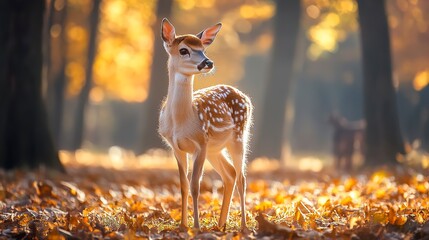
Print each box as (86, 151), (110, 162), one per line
(193, 84), (252, 143)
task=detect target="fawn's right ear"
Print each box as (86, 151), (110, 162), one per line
(161, 18), (176, 44)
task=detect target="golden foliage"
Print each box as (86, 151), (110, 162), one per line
(413, 70), (429, 91)
(94, 0), (156, 102)
(239, 4), (275, 20)
(304, 0), (357, 60)
(388, 0), (429, 82)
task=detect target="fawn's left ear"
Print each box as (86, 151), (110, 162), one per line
(196, 23), (222, 48)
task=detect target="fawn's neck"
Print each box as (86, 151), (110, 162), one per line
(165, 63), (195, 124)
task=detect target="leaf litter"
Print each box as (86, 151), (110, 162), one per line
(0, 161), (428, 239)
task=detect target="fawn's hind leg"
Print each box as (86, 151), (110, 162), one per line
(207, 152), (236, 229)
(227, 141), (247, 230)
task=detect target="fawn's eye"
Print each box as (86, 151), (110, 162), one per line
(179, 48), (189, 56)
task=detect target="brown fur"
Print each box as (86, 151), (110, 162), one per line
(172, 35), (204, 49)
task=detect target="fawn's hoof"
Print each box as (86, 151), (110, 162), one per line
(217, 223), (227, 232)
(178, 224), (188, 232)
(192, 224), (201, 232)
(212, 225), (222, 232)
(240, 226), (251, 235)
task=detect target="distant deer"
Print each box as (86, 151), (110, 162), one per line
(329, 114), (365, 171)
(158, 19), (252, 231)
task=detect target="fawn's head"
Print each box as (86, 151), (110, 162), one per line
(161, 18), (222, 76)
(328, 112), (347, 128)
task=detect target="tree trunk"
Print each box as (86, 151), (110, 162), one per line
(0, 0), (64, 171)
(138, 0), (174, 154)
(252, 0), (302, 160)
(47, 0), (68, 146)
(71, 0), (101, 150)
(357, 0), (405, 165)
(421, 86), (429, 150)
(42, 0), (55, 97)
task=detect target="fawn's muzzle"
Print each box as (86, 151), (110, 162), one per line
(197, 59), (214, 71)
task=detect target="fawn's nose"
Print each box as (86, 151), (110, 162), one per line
(197, 58), (214, 71)
(205, 59), (213, 69)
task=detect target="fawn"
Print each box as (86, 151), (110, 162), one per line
(158, 19), (253, 230)
(329, 114), (365, 171)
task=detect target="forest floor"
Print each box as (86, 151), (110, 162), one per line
(0, 150), (429, 239)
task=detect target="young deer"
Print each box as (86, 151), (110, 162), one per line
(158, 18), (252, 230)
(329, 114), (365, 171)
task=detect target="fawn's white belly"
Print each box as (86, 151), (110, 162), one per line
(206, 130), (233, 153)
(160, 120), (232, 154)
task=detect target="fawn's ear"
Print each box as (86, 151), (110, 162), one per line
(161, 18), (176, 44)
(196, 23), (222, 48)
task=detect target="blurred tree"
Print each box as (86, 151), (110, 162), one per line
(357, 0), (405, 165)
(43, 0), (54, 87)
(414, 85), (429, 150)
(253, 0), (302, 160)
(138, 0), (174, 154)
(71, 0), (101, 150)
(0, 0), (64, 171)
(46, 0), (68, 145)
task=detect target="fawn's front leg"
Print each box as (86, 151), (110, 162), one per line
(190, 145), (207, 229)
(174, 150), (189, 230)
